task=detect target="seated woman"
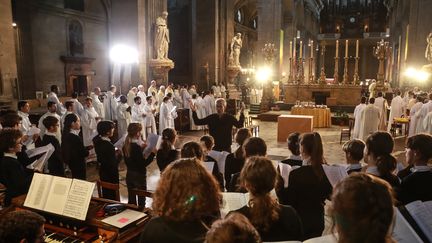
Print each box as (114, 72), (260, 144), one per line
(156, 128), (179, 172)
(342, 139), (365, 174)
(364, 131), (400, 189)
(330, 173), (395, 242)
(199, 135), (224, 189)
(279, 132), (332, 239)
(0, 129), (33, 206)
(231, 156), (303, 242)
(397, 134), (432, 204)
(224, 128), (251, 190)
(139, 158), (221, 243)
(205, 213), (261, 243)
(280, 132), (302, 166)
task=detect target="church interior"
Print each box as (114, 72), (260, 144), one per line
(0, 0), (432, 242)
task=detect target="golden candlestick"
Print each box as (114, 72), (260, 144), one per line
(309, 57), (315, 83)
(319, 43), (326, 84)
(297, 58), (304, 83)
(343, 57), (349, 84)
(334, 57), (339, 83)
(353, 57), (360, 84)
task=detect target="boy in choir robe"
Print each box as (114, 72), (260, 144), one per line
(143, 96), (157, 136)
(415, 93), (432, 133)
(38, 101), (61, 142)
(104, 85), (118, 121)
(423, 110), (432, 134)
(47, 84), (65, 116)
(131, 96), (146, 136)
(41, 116), (64, 177)
(17, 101), (39, 149)
(387, 91), (405, 132)
(116, 95), (131, 139)
(81, 97), (99, 147)
(137, 85), (147, 107)
(358, 98), (380, 141)
(342, 139), (365, 174)
(352, 97), (367, 139)
(90, 87), (105, 120)
(159, 96), (176, 135)
(70, 92), (84, 116)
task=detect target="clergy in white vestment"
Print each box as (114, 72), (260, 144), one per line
(387, 91), (405, 132)
(352, 97), (367, 139)
(131, 96), (146, 137)
(137, 85), (147, 107)
(127, 87), (137, 107)
(214, 84), (222, 98)
(423, 110), (432, 133)
(408, 96), (424, 137)
(116, 95), (131, 139)
(165, 84), (174, 96)
(374, 92), (388, 130)
(180, 85), (191, 108)
(407, 93), (417, 114)
(190, 94), (204, 130)
(203, 90), (216, 115)
(159, 96), (177, 135)
(172, 87), (183, 108)
(38, 101), (61, 142)
(157, 86), (166, 111)
(90, 87), (105, 120)
(143, 96), (157, 136)
(220, 83), (227, 99)
(359, 98), (381, 141)
(147, 80), (158, 96)
(415, 95), (432, 133)
(81, 97), (99, 147)
(188, 85), (197, 96)
(47, 85), (65, 116)
(70, 92), (84, 116)
(104, 85), (118, 121)
(18, 101), (39, 149)
(368, 80), (377, 98)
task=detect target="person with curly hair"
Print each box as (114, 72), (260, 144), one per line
(205, 213), (261, 243)
(140, 158), (221, 243)
(231, 156), (303, 242)
(0, 210), (46, 243)
(330, 173), (395, 243)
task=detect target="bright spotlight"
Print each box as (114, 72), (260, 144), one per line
(110, 44), (138, 64)
(404, 67), (417, 77)
(417, 71), (430, 82)
(256, 67), (272, 83)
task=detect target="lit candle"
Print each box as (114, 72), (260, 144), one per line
(293, 38), (297, 59)
(310, 41), (314, 58)
(289, 41), (293, 58)
(335, 40), (339, 57)
(299, 41), (303, 57)
(345, 40), (348, 58)
(356, 39), (359, 57)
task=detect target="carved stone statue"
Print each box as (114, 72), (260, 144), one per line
(229, 33), (242, 66)
(426, 32), (432, 63)
(154, 11), (170, 60)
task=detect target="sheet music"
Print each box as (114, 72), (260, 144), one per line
(26, 144), (54, 158)
(278, 163), (294, 188)
(62, 179), (95, 220)
(405, 200), (432, 241)
(220, 192), (249, 217)
(27, 144), (55, 172)
(208, 150), (229, 174)
(27, 126), (41, 136)
(204, 162), (214, 173)
(143, 133), (161, 157)
(393, 208), (423, 243)
(43, 176), (72, 215)
(101, 209), (146, 228)
(24, 173), (53, 210)
(322, 164), (348, 187)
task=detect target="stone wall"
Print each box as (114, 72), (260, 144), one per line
(0, 0), (17, 99)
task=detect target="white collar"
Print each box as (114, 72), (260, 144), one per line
(302, 158), (311, 166)
(366, 166), (380, 176)
(70, 129), (80, 136)
(131, 138), (144, 146)
(18, 111), (29, 117)
(101, 136), (111, 142)
(410, 165), (431, 173)
(3, 153), (17, 159)
(288, 154), (302, 161)
(45, 131), (57, 137)
(346, 163), (362, 171)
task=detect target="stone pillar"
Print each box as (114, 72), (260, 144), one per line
(0, 0), (17, 99)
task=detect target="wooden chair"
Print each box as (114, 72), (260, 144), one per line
(340, 118), (354, 144)
(128, 188), (154, 208)
(96, 180), (120, 202)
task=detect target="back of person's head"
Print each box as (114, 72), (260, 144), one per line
(300, 132), (325, 178)
(396, 90), (401, 96)
(1, 112), (21, 128)
(0, 210), (45, 243)
(96, 120), (115, 138)
(200, 135), (214, 151)
(50, 85), (58, 92)
(342, 139), (365, 162)
(122, 123), (142, 158)
(152, 158), (221, 221)
(71, 92), (78, 99)
(244, 137), (267, 157)
(287, 132), (300, 156)
(365, 132), (396, 179)
(240, 156), (279, 232)
(160, 128), (176, 154)
(192, 94), (197, 99)
(406, 134), (432, 164)
(42, 116), (59, 130)
(181, 141), (204, 160)
(331, 173), (394, 243)
(47, 101), (56, 110)
(134, 96), (141, 103)
(234, 128), (252, 159)
(62, 113), (79, 136)
(119, 95), (127, 103)
(377, 91), (383, 97)
(0, 129), (22, 154)
(205, 213), (261, 243)
(360, 96), (366, 104)
(369, 97), (375, 104)
(163, 96), (170, 103)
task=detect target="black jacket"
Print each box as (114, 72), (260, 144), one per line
(124, 143), (155, 174)
(94, 138), (119, 183)
(156, 149), (179, 172)
(62, 132), (89, 179)
(0, 156), (32, 206)
(41, 134), (64, 177)
(397, 171), (432, 204)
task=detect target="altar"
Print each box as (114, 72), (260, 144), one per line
(291, 106), (331, 128)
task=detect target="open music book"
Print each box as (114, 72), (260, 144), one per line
(322, 164), (349, 187)
(24, 173), (95, 221)
(26, 144), (55, 172)
(220, 192), (250, 216)
(402, 200), (432, 242)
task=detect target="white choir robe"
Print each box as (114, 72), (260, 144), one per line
(159, 101), (176, 134)
(131, 103), (146, 137)
(188, 88), (197, 96)
(127, 91), (136, 107)
(415, 101), (432, 134)
(408, 102), (423, 137)
(172, 89), (183, 108)
(359, 104), (380, 141)
(70, 98), (84, 116)
(81, 107), (98, 147)
(156, 91), (165, 112)
(387, 95), (405, 131)
(148, 86), (158, 97)
(137, 91), (147, 106)
(90, 93), (105, 120)
(423, 111), (432, 133)
(352, 103), (366, 139)
(180, 88), (191, 109)
(38, 112), (62, 142)
(104, 91), (118, 120)
(18, 111), (36, 148)
(203, 95), (216, 115)
(190, 98), (205, 130)
(143, 104), (157, 135)
(374, 97), (387, 130)
(221, 85), (226, 99)
(116, 103), (131, 138)
(47, 92), (65, 116)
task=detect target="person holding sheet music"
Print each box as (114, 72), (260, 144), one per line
(143, 96), (157, 136)
(17, 101), (39, 149)
(230, 156), (303, 242)
(224, 128), (251, 191)
(123, 123), (156, 207)
(41, 116), (64, 177)
(156, 128), (179, 172)
(364, 131), (400, 189)
(61, 113), (89, 180)
(279, 132), (332, 239)
(93, 121), (118, 200)
(0, 129), (33, 206)
(342, 139), (365, 174)
(330, 173), (395, 243)
(140, 158), (221, 243)
(397, 134), (432, 204)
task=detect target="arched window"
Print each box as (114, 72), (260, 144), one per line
(252, 16), (258, 29)
(68, 20), (84, 56)
(235, 9), (243, 24)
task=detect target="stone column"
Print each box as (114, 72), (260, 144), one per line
(0, 0), (17, 99)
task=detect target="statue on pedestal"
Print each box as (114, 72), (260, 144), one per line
(154, 11), (170, 60)
(425, 32), (432, 63)
(229, 33), (242, 67)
